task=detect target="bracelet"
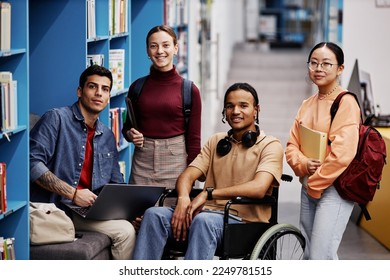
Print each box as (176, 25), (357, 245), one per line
(72, 188), (78, 203)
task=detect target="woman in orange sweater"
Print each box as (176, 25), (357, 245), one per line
(285, 42), (360, 259)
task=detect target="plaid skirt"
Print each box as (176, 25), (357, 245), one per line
(129, 134), (187, 189)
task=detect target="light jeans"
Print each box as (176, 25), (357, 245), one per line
(72, 214), (136, 259)
(133, 206), (242, 260)
(300, 185), (354, 260)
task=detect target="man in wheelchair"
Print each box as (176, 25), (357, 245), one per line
(133, 82), (284, 260)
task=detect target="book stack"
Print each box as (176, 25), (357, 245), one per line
(0, 162), (6, 214)
(0, 237), (15, 260)
(0, 71), (18, 132)
(0, 2), (11, 52)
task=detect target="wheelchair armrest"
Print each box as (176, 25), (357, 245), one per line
(229, 195), (276, 205)
(158, 188), (203, 206)
(223, 195), (276, 224)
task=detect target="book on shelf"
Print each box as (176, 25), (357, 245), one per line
(87, 0), (96, 39)
(87, 54), (104, 67)
(109, 107), (126, 148)
(0, 71), (17, 131)
(0, 237), (15, 260)
(109, 49), (125, 91)
(0, 162), (6, 214)
(299, 124), (327, 163)
(118, 160), (126, 182)
(0, 2), (11, 51)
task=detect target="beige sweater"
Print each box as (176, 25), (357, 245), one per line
(285, 91), (360, 199)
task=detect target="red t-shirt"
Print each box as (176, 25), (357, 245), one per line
(77, 125), (95, 189)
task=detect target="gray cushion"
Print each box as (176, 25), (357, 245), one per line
(30, 231), (111, 260)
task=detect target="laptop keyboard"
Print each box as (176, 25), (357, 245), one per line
(72, 206), (91, 217)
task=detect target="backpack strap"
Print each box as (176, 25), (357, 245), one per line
(359, 204), (372, 221)
(328, 91), (362, 145)
(330, 91), (362, 124)
(182, 78), (193, 129)
(130, 75), (148, 102)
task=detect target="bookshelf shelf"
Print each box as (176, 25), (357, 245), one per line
(0, 200), (26, 220)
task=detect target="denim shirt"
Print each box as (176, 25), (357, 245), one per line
(30, 102), (124, 207)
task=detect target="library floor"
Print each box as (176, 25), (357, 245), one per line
(202, 42), (390, 260)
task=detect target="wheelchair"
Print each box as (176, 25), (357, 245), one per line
(158, 174), (306, 260)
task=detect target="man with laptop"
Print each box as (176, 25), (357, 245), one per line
(30, 65), (137, 259)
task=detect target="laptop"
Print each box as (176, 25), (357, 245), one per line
(63, 184), (166, 221)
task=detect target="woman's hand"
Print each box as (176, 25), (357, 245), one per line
(307, 159), (321, 175)
(127, 128), (144, 148)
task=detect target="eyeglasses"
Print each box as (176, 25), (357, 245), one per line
(307, 61), (338, 72)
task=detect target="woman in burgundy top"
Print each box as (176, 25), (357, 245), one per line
(122, 25), (202, 202)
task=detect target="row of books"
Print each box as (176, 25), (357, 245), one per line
(0, 237), (15, 260)
(0, 162), (7, 215)
(0, 71), (18, 132)
(0, 2), (11, 52)
(165, 0), (189, 27)
(87, 0), (129, 39)
(110, 107), (126, 149)
(109, 0), (129, 36)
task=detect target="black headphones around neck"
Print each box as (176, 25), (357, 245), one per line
(216, 126), (260, 157)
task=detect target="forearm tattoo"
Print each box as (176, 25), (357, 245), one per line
(35, 171), (74, 198)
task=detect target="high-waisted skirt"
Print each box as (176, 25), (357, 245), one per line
(129, 134), (187, 190)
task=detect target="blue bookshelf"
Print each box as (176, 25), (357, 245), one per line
(1, 0), (183, 259)
(29, 0), (133, 185)
(0, 0), (29, 260)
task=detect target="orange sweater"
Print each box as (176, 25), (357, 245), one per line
(285, 91), (360, 199)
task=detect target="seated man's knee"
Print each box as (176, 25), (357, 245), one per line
(190, 212), (213, 229)
(142, 206), (173, 225)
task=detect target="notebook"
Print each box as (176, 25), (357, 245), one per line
(63, 184), (166, 221)
(299, 124), (327, 162)
(125, 97), (138, 129)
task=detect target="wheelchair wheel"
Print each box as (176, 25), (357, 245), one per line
(250, 223), (305, 260)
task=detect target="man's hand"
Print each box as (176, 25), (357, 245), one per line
(73, 188), (97, 207)
(185, 191), (207, 227)
(171, 196), (191, 241)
